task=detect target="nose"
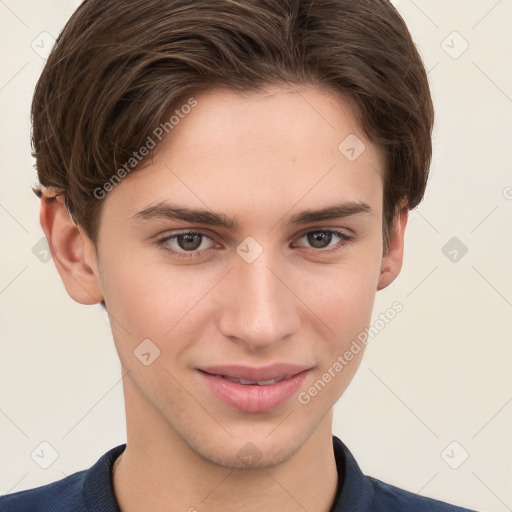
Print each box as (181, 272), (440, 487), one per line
(217, 253), (301, 351)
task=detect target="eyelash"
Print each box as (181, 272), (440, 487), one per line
(156, 229), (354, 259)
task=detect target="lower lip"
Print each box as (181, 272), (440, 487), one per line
(198, 370), (310, 413)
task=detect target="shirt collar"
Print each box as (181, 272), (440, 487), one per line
(83, 436), (372, 512)
(331, 435), (375, 511)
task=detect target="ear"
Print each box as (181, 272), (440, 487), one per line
(40, 194), (103, 305)
(377, 209), (408, 291)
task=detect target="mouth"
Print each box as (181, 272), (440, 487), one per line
(197, 364), (312, 413)
(198, 362), (311, 382)
(200, 371), (290, 386)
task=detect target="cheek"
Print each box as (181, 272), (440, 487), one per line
(98, 227), (382, 362)
(299, 252), (382, 342)
(98, 252), (217, 347)
(297, 257), (381, 406)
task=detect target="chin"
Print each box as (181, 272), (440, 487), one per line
(184, 424), (314, 471)
(198, 440), (301, 470)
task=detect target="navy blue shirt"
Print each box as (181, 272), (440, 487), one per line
(0, 436), (478, 511)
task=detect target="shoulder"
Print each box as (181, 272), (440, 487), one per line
(332, 436), (479, 512)
(0, 444), (125, 512)
(367, 476), (478, 511)
(0, 471), (87, 511)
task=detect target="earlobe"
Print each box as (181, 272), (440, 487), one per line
(40, 194), (104, 305)
(377, 209), (408, 291)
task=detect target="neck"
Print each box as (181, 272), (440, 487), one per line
(113, 378), (339, 512)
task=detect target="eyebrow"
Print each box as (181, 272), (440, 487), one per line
(131, 200), (372, 229)
(288, 202), (371, 224)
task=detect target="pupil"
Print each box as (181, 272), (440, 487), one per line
(178, 233), (202, 251)
(308, 232), (332, 249)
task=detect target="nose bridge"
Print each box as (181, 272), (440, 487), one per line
(219, 251), (300, 348)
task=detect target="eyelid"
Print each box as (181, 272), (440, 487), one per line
(290, 228), (354, 251)
(156, 227), (354, 259)
(293, 226), (354, 240)
(156, 229), (219, 259)
(156, 228), (218, 244)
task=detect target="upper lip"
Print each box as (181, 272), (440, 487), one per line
(198, 363), (311, 381)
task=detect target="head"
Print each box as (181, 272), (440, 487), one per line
(34, 0), (433, 468)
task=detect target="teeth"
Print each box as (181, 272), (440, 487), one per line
(224, 376), (286, 385)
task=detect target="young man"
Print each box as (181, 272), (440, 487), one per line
(0, 0), (479, 511)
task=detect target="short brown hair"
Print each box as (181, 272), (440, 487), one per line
(32, 0), (434, 252)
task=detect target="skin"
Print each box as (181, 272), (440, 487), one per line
(41, 85), (407, 512)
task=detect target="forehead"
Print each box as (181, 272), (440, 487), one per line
(102, 85), (385, 228)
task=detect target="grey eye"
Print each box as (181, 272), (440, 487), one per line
(306, 231), (334, 249)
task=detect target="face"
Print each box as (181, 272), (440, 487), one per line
(75, 85), (403, 469)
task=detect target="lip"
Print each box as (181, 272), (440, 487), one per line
(199, 363), (311, 381)
(197, 364), (312, 413)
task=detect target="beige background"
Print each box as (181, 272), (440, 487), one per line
(0, 1), (511, 510)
